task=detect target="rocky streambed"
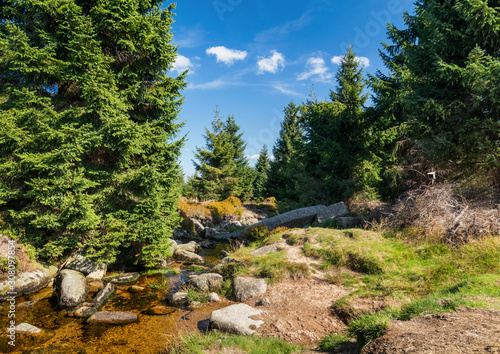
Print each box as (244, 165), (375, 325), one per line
(0, 242), (242, 354)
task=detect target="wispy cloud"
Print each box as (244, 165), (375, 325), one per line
(332, 55), (370, 67)
(254, 13), (311, 43)
(257, 50), (285, 74)
(189, 79), (242, 90)
(297, 56), (333, 82)
(271, 83), (303, 97)
(206, 46), (248, 66)
(172, 55), (199, 74)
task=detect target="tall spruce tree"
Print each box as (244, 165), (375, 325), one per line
(267, 102), (308, 203)
(189, 109), (253, 201)
(302, 47), (373, 203)
(0, 1), (186, 264)
(380, 0), (500, 184)
(253, 145), (270, 201)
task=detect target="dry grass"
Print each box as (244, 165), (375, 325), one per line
(388, 184), (500, 244)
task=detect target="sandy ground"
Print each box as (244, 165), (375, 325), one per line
(362, 308), (500, 354)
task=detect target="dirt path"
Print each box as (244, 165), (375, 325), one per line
(362, 308), (500, 354)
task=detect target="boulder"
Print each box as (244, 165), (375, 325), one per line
(209, 304), (264, 335)
(176, 241), (202, 254)
(250, 243), (286, 256)
(169, 291), (188, 306)
(103, 272), (141, 285)
(0, 263), (57, 300)
(187, 273), (223, 292)
(65, 254), (107, 280)
(56, 270), (88, 308)
(233, 277), (267, 302)
(172, 227), (191, 242)
(12, 323), (42, 334)
(192, 219), (205, 235)
(230, 205), (327, 239)
(199, 240), (217, 249)
(173, 249), (203, 264)
(315, 202), (349, 224)
(87, 311), (138, 324)
(88, 280), (104, 294)
(92, 282), (116, 309)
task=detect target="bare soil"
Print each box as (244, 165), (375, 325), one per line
(246, 277), (349, 345)
(362, 308), (500, 354)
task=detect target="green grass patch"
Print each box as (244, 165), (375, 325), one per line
(319, 333), (354, 352)
(170, 332), (302, 354)
(142, 267), (181, 276)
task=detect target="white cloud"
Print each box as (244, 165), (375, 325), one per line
(206, 46), (248, 66)
(332, 55), (370, 67)
(297, 57), (333, 82)
(172, 54), (195, 74)
(257, 50), (285, 74)
(245, 154), (260, 161)
(189, 79), (242, 90)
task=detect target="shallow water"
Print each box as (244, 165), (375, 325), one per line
(0, 252), (231, 354)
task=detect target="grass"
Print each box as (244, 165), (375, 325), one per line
(319, 333), (354, 352)
(142, 267), (181, 276)
(146, 278), (170, 291)
(169, 332), (302, 354)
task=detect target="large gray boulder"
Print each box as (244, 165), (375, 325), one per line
(64, 254), (107, 280)
(173, 249), (203, 264)
(0, 263), (57, 300)
(315, 202), (349, 224)
(229, 205), (327, 239)
(187, 273), (223, 292)
(176, 241), (202, 254)
(87, 311), (138, 324)
(209, 304), (264, 335)
(57, 269), (88, 308)
(233, 277), (267, 302)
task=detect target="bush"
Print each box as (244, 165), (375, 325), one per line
(207, 197), (243, 222)
(241, 224), (270, 243)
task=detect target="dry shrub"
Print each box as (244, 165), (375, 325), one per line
(178, 198), (211, 220)
(389, 184), (500, 244)
(206, 197), (243, 222)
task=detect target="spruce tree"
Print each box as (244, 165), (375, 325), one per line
(189, 109), (253, 201)
(380, 0), (500, 184)
(302, 47), (374, 203)
(267, 102), (308, 203)
(253, 145), (270, 201)
(0, 1), (186, 264)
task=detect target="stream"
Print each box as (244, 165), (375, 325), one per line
(0, 244), (231, 354)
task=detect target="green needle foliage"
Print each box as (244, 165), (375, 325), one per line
(252, 145), (270, 201)
(0, 0), (186, 264)
(188, 109), (254, 201)
(379, 0), (500, 184)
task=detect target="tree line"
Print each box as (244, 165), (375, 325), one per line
(186, 1), (500, 208)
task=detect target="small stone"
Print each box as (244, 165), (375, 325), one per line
(208, 293), (220, 302)
(88, 280), (104, 293)
(145, 305), (176, 315)
(128, 286), (144, 293)
(233, 277), (267, 302)
(11, 323), (42, 334)
(170, 291), (188, 305)
(74, 306), (98, 318)
(173, 249), (203, 264)
(209, 304), (264, 335)
(87, 311), (138, 325)
(103, 272), (141, 285)
(256, 297), (271, 306)
(188, 301), (203, 310)
(187, 273), (223, 292)
(92, 282), (116, 309)
(176, 241), (202, 254)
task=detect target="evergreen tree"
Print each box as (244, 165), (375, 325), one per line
(253, 145), (270, 201)
(189, 109), (253, 201)
(380, 0), (500, 184)
(0, 1), (186, 264)
(267, 102), (308, 203)
(302, 47), (374, 203)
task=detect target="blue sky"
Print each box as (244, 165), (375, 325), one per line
(168, 0), (416, 178)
